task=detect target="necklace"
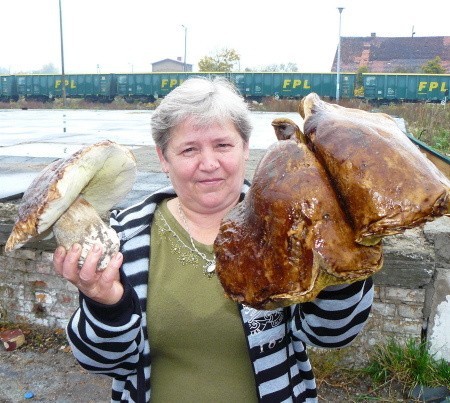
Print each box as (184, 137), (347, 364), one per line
(156, 204), (216, 278)
(177, 201), (216, 278)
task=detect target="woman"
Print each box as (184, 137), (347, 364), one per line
(53, 77), (373, 402)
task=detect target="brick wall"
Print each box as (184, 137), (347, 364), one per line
(0, 247), (79, 328)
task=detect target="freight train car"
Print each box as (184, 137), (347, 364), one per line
(13, 74), (116, 102)
(230, 72), (356, 101)
(0, 75), (18, 102)
(363, 73), (450, 104)
(115, 72), (225, 102)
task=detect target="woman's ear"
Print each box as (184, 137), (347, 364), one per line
(156, 147), (169, 173)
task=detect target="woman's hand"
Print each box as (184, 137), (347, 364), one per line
(53, 243), (124, 305)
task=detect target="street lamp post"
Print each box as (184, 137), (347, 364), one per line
(336, 7), (344, 102)
(182, 25), (187, 72)
(59, 0), (66, 107)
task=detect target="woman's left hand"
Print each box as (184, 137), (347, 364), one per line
(53, 243), (124, 305)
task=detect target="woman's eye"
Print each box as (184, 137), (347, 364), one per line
(218, 143), (232, 149)
(182, 147), (195, 155)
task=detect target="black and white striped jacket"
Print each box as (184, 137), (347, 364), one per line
(66, 184), (374, 403)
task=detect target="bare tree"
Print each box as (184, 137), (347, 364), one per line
(32, 63), (59, 74)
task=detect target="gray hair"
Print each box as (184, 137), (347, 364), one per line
(151, 76), (252, 155)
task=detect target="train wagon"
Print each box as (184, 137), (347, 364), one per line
(363, 73), (450, 103)
(15, 74), (116, 101)
(116, 72), (193, 102)
(153, 72), (228, 97)
(15, 74), (56, 101)
(65, 74), (116, 102)
(115, 72), (233, 102)
(0, 75), (18, 101)
(231, 72), (356, 101)
(116, 73), (156, 102)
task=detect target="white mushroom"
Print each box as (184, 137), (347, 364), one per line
(5, 140), (137, 270)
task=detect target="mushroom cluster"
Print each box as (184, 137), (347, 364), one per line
(215, 93), (450, 309)
(5, 140), (137, 270)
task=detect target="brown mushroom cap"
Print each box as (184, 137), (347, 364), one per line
(300, 93), (450, 245)
(5, 140), (137, 266)
(215, 140), (383, 309)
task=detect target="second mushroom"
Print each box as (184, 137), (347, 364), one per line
(5, 140), (137, 270)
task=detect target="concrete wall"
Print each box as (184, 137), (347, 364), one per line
(1, 201), (449, 364)
(423, 217), (450, 361)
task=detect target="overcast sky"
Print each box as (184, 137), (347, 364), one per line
(2, 0), (448, 74)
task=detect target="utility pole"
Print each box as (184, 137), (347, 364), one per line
(59, 0), (66, 107)
(336, 7), (344, 102)
(182, 25), (187, 72)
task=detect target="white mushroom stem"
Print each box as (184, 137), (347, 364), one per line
(52, 196), (120, 271)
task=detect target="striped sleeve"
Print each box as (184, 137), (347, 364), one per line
(66, 280), (145, 377)
(291, 278), (374, 348)
(64, 194), (160, 379)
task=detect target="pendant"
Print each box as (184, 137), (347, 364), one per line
(204, 262), (216, 278)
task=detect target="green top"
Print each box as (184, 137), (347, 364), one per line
(147, 199), (257, 402)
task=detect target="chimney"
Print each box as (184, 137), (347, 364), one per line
(371, 33), (376, 37)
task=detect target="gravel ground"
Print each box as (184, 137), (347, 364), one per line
(0, 350), (110, 403)
(0, 324), (110, 403)
(0, 324), (408, 403)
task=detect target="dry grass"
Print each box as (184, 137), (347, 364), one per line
(0, 97), (158, 111)
(309, 348), (406, 401)
(378, 103), (450, 154)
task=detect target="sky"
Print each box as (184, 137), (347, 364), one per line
(2, 0), (449, 74)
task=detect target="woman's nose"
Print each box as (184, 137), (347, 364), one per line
(199, 150), (219, 170)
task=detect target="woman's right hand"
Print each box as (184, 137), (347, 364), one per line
(53, 243), (124, 305)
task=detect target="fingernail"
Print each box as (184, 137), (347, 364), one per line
(72, 244), (80, 252)
(93, 244), (101, 253)
(115, 252), (123, 261)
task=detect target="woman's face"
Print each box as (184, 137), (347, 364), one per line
(157, 118), (249, 215)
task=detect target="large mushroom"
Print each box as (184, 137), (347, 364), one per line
(300, 93), (450, 245)
(215, 94), (450, 309)
(5, 140), (136, 270)
(214, 139), (383, 309)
